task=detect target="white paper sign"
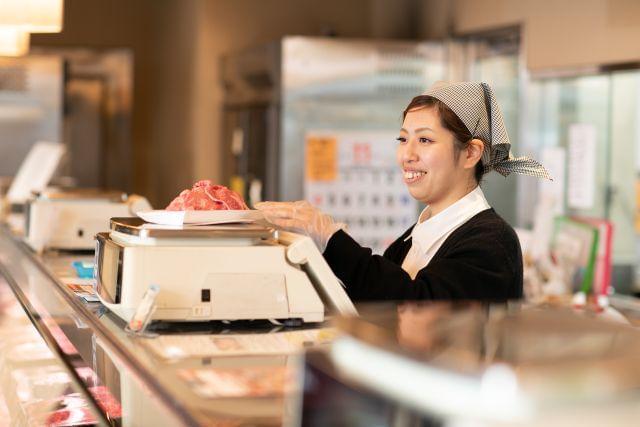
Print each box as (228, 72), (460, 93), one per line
(538, 146), (566, 214)
(567, 124), (596, 210)
(7, 141), (65, 204)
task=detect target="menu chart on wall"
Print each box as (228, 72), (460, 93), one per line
(304, 131), (417, 254)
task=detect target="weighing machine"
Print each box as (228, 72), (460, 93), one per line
(95, 218), (357, 324)
(25, 189), (151, 252)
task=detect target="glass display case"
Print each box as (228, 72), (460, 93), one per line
(3, 217), (640, 426)
(0, 223), (335, 426)
(0, 275), (103, 426)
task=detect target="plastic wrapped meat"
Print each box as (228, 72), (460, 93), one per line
(88, 385), (122, 418)
(26, 387), (122, 426)
(25, 394), (93, 427)
(166, 180), (248, 211)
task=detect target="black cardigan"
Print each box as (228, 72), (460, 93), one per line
(323, 208), (523, 301)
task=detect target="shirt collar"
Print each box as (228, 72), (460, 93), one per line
(405, 186), (491, 251)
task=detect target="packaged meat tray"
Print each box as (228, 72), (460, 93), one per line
(137, 209), (264, 226)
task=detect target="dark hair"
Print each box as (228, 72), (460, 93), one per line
(403, 95), (484, 184)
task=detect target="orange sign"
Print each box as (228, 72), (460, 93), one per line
(305, 136), (337, 182)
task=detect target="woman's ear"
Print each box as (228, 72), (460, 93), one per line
(464, 139), (484, 169)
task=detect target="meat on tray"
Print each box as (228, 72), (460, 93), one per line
(166, 180), (248, 211)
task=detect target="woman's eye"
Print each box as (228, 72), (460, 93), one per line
(396, 137), (407, 144)
(419, 137), (432, 144)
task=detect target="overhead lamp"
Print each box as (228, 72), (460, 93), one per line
(0, 0), (64, 33)
(0, 27), (30, 57)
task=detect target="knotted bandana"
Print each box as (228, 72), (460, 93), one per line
(423, 81), (552, 180)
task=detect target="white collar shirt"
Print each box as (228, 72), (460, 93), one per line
(401, 186), (491, 279)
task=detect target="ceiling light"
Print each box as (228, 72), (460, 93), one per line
(0, 0), (64, 33)
(0, 27), (29, 57)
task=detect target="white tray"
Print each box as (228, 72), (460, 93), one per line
(137, 210), (264, 226)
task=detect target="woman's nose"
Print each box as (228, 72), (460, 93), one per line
(401, 139), (419, 162)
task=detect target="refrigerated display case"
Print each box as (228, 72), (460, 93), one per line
(3, 218), (640, 425)
(0, 276), (104, 426)
(0, 48), (134, 193)
(0, 222), (335, 426)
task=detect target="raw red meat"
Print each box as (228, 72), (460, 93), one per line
(44, 407), (95, 426)
(89, 386), (123, 418)
(166, 180), (248, 211)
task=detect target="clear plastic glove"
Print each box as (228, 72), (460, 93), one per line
(255, 200), (346, 252)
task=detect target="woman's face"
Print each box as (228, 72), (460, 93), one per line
(397, 107), (468, 208)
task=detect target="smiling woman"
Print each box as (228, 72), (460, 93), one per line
(257, 81), (551, 301)
(397, 100), (484, 217)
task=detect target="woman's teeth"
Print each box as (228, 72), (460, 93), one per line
(404, 171), (426, 180)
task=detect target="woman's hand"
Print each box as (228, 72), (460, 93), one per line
(255, 200), (345, 252)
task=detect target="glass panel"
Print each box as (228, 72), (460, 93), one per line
(0, 276), (102, 425)
(0, 229), (194, 426)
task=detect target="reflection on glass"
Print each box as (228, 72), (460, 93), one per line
(0, 277), (102, 425)
(345, 301), (640, 401)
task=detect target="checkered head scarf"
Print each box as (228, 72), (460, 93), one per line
(423, 81), (552, 180)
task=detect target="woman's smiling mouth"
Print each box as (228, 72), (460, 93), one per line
(403, 170), (427, 184)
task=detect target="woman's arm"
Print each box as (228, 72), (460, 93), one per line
(323, 226), (522, 301)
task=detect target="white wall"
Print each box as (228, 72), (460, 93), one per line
(419, 0), (640, 71)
